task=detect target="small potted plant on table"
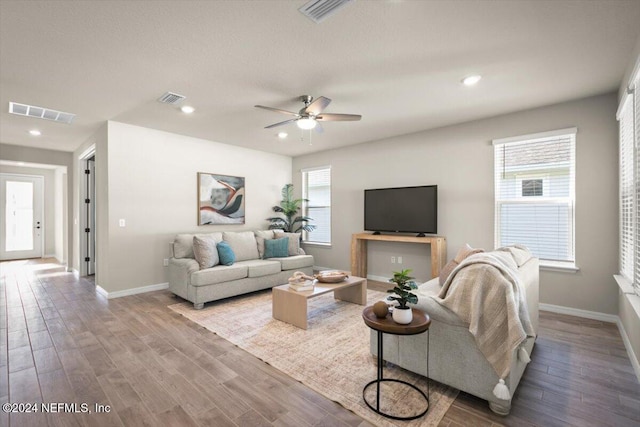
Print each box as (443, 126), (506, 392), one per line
(387, 269), (419, 324)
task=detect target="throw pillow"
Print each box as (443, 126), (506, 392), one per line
(192, 235), (219, 269)
(254, 230), (275, 259)
(263, 237), (289, 258)
(496, 244), (532, 267)
(439, 243), (484, 286)
(274, 230), (301, 256)
(217, 241), (236, 266)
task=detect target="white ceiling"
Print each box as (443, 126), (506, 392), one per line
(1, 1), (639, 157)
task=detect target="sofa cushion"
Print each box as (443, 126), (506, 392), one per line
(174, 232), (222, 259)
(439, 243), (484, 286)
(193, 235), (220, 269)
(274, 230), (301, 256)
(271, 254), (314, 270)
(223, 231), (259, 261)
(217, 241), (236, 266)
(264, 237), (289, 258)
(254, 230), (274, 259)
(190, 264), (248, 286)
(238, 260), (282, 278)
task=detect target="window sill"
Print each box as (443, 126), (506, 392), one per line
(614, 274), (636, 294)
(540, 260), (580, 273)
(302, 242), (332, 248)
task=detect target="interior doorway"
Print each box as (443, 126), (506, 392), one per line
(84, 156), (96, 275)
(0, 174), (44, 260)
(78, 144), (96, 277)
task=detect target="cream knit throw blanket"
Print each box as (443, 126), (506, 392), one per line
(436, 250), (535, 399)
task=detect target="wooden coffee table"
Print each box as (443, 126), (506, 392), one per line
(272, 275), (367, 329)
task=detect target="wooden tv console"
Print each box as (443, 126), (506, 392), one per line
(350, 233), (447, 279)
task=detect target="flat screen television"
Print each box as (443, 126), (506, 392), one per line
(364, 185), (437, 235)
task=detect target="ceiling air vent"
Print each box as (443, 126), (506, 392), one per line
(9, 102), (75, 124)
(157, 92), (186, 105)
(299, 0), (354, 24)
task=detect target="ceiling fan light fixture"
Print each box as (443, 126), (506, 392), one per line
(297, 118), (317, 130)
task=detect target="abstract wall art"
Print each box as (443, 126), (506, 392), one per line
(198, 173), (245, 225)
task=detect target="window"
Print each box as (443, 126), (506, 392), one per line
(618, 68), (640, 296)
(619, 94), (634, 286)
(494, 128), (576, 267)
(302, 166), (331, 244)
(522, 179), (544, 197)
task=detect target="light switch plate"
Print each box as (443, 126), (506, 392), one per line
(119, 219), (126, 227)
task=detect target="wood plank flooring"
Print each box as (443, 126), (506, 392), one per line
(1, 259), (639, 426)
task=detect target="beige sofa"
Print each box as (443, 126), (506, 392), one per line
(168, 230), (314, 309)
(371, 252), (538, 415)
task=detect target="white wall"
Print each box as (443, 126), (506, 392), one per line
(101, 121), (292, 293)
(54, 168), (67, 263)
(294, 93), (619, 315)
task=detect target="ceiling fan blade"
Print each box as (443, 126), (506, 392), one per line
(255, 105), (299, 117)
(264, 118), (298, 129)
(316, 113), (362, 121)
(303, 96), (331, 115)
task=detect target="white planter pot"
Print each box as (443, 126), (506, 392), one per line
(392, 307), (413, 324)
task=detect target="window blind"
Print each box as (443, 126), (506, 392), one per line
(494, 129), (576, 264)
(619, 94), (634, 284)
(635, 82), (640, 294)
(302, 167), (331, 244)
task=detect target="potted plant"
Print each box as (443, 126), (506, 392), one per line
(267, 184), (316, 234)
(387, 269), (419, 324)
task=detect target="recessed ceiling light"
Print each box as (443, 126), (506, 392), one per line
(278, 132), (288, 139)
(180, 105), (195, 114)
(28, 129), (41, 136)
(462, 75), (482, 86)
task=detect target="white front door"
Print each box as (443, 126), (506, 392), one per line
(0, 174), (44, 260)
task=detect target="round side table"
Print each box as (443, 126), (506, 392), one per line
(362, 306), (431, 421)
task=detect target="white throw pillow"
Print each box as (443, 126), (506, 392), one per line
(193, 235), (220, 269)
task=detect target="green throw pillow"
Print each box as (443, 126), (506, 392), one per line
(216, 241), (236, 266)
(263, 237), (289, 258)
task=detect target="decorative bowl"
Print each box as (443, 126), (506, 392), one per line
(315, 271), (348, 283)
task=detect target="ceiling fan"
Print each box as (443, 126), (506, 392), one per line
(255, 95), (361, 132)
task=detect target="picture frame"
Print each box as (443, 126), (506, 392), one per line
(198, 172), (245, 225)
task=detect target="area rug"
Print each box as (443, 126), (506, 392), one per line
(169, 289), (459, 427)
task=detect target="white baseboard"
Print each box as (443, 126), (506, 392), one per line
(367, 274), (391, 283)
(539, 303), (618, 323)
(616, 317), (640, 383)
(540, 303), (640, 382)
(96, 282), (169, 299)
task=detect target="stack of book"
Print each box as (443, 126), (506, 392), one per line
(288, 280), (315, 292)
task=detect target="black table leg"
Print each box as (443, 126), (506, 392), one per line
(362, 331), (429, 420)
